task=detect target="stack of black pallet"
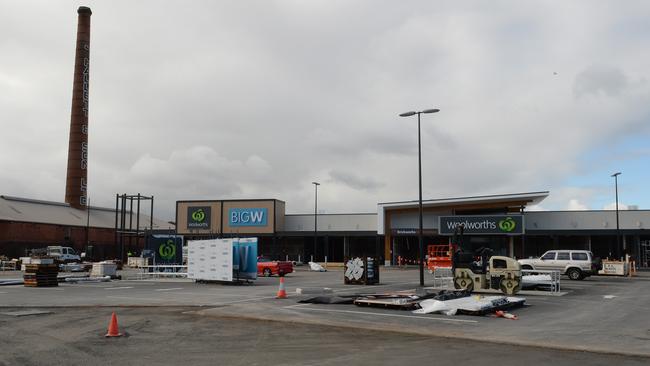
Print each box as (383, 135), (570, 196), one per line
(23, 264), (59, 287)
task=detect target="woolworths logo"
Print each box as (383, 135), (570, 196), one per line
(191, 209), (206, 222)
(187, 207), (211, 229)
(159, 240), (176, 260)
(498, 217), (516, 232)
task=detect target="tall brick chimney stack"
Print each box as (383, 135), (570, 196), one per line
(65, 6), (92, 209)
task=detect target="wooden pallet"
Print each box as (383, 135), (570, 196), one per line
(23, 280), (59, 287)
(23, 264), (59, 287)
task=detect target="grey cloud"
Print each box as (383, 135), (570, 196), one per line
(2, 1), (650, 219)
(328, 169), (384, 191)
(574, 66), (628, 98)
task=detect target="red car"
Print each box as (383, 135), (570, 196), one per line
(257, 256), (293, 277)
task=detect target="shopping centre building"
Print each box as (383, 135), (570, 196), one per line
(176, 192), (650, 268)
(2, 191), (649, 266)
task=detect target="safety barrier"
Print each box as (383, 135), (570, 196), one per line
(432, 267), (454, 289)
(522, 269), (561, 293)
(137, 265), (187, 279)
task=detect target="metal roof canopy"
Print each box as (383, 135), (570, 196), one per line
(378, 191), (549, 210)
(0, 195), (172, 230)
(377, 192), (549, 235)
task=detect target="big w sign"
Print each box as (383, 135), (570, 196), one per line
(229, 208), (268, 227)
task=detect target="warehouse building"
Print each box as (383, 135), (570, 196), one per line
(0, 195), (173, 259)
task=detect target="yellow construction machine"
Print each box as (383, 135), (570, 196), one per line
(451, 225), (522, 295)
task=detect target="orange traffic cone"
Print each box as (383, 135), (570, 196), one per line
(105, 312), (123, 337)
(276, 277), (287, 299)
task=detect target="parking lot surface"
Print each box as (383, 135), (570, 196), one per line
(1, 306), (648, 366)
(1, 267), (649, 360)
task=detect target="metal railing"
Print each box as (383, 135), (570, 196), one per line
(0, 261), (18, 271)
(432, 267), (454, 289)
(137, 265), (187, 279)
(522, 269), (561, 293)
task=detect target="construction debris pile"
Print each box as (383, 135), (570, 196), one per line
(300, 289), (526, 317)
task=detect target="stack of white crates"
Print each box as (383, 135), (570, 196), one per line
(187, 239), (233, 282)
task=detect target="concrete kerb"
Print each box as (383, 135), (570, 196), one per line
(193, 307), (650, 360)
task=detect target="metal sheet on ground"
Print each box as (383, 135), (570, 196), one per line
(1, 310), (53, 317)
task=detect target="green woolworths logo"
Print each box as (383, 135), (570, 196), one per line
(187, 206), (210, 229)
(498, 217), (516, 232)
(191, 209), (206, 222)
(159, 240), (176, 260)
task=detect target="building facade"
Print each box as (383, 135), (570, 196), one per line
(176, 192), (650, 268)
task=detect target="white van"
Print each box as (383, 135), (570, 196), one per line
(47, 246), (81, 263)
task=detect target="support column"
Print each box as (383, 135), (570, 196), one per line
(509, 236), (514, 258)
(384, 234), (392, 266)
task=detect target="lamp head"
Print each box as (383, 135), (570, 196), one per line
(399, 111), (417, 117)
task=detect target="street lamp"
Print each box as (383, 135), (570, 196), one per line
(611, 172), (622, 257)
(399, 108), (440, 287)
(312, 181), (320, 262)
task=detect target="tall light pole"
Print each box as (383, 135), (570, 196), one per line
(399, 108), (440, 287)
(612, 172), (622, 257)
(312, 181), (320, 261)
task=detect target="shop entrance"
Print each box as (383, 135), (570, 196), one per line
(392, 235), (447, 265)
(641, 239), (650, 268)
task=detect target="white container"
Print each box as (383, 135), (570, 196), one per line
(91, 262), (117, 277)
(127, 257), (148, 268)
(31, 258), (54, 264)
(598, 261), (628, 276)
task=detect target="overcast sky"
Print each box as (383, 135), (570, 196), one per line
(1, 0), (649, 220)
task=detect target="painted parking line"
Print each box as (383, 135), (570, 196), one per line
(72, 284), (119, 288)
(105, 295), (183, 303)
(0, 291), (7, 294)
(172, 292), (251, 297)
(285, 305), (478, 324)
(104, 286), (134, 290)
(154, 288), (183, 292)
(207, 296), (280, 306)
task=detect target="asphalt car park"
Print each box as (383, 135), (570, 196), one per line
(1, 267), (649, 360)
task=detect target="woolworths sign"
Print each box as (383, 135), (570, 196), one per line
(439, 215), (524, 235)
(187, 207), (211, 229)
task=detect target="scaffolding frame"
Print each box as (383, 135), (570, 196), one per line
(114, 193), (154, 261)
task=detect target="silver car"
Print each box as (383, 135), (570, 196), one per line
(518, 250), (602, 280)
